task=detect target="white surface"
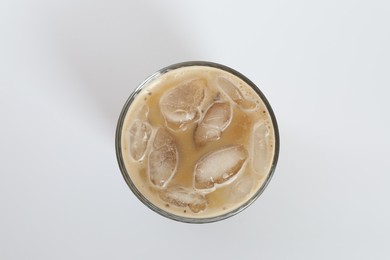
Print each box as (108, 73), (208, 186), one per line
(1, 0), (389, 259)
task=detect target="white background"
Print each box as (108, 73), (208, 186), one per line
(1, 0), (389, 259)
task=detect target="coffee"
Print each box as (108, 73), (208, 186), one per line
(116, 62), (278, 222)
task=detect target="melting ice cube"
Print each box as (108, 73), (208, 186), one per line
(153, 125), (175, 149)
(148, 128), (178, 188)
(228, 174), (254, 203)
(252, 122), (270, 175)
(159, 79), (205, 130)
(194, 145), (248, 191)
(128, 120), (152, 161)
(194, 102), (232, 146)
(159, 185), (207, 213)
(217, 77), (257, 111)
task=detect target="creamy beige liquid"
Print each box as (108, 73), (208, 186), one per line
(120, 66), (276, 219)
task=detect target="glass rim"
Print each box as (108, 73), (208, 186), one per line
(115, 61), (280, 224)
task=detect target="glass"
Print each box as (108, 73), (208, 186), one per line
(115, 61), (280, 223)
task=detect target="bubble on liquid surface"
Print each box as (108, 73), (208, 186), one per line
(160, 79), (205, 131)
(217, 77), (257, 111)
(252, 122), (270, 175)
(194, 145), (248, 191)
(194, 102), (232, 146)
(159, 185), (207, 213)
(148, 128), (178, 188)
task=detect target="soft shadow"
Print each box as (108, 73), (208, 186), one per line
(51, 0), (197, 136)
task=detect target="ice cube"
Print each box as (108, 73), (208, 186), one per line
(194, 145), (248, 191)
(148, 146), (177, 187)
(160, 79), (205, 130)
(135, 104), (149, 120)
(153, 125), (175, 149)
(217, 77), (257, 110)
(128, 119), (152, 161)
(228, 175), (254, 202)
(159, 185), (207, 213)
(194, 102), (232, 145)
(252, 122), (270, 175)
(148, 128), (178, 188)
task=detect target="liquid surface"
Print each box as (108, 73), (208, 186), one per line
(120, 66), (276, 219)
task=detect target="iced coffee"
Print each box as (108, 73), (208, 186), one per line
(116, 62), (279, 222)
